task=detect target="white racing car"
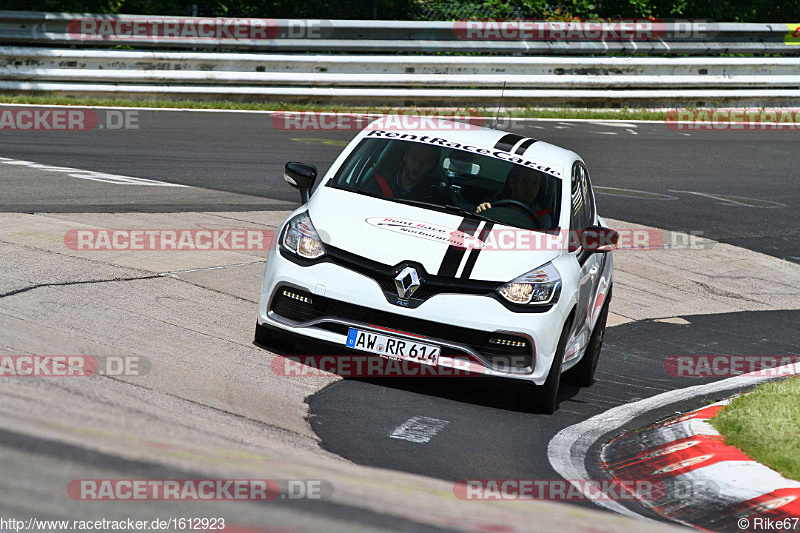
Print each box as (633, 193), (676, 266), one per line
(256, 119), (617, 413)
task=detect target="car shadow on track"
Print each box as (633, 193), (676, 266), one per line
(257, 337), (583, 413)
(348, 376), (583, 414)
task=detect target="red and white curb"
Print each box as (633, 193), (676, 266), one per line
(601, 399), (800, 531)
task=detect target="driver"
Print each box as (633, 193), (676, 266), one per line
(367, 142), (443, 202)
(476, 165), (554, 228)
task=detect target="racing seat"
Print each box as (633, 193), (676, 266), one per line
(358, 142), (407, 197)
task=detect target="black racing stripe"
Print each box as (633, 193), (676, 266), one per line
(438, 218), (480, 277)
(460, 222), (494, 279)
(514, 138), (537, 155)
(494, 133), (523, 152)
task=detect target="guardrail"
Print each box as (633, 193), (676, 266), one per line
(1, 11), (799, 106)
(1, 10), (799, 55)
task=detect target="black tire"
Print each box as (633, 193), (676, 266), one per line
(565, 287), (612, 387)
(523, 314), (573, 414)
(254, 322), (295, 352)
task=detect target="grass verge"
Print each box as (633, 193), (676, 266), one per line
(711, 375), (800, 481)
(0, 94), (668, 121)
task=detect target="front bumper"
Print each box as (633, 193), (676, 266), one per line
(258, 249), (570, 385)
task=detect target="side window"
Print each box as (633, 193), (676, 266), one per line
(570, 161), (587, 231)
(581, 163), (595, 226)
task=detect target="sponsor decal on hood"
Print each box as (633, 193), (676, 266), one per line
(366, 217), (482, 248)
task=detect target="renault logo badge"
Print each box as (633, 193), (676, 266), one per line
(395, 266), (421, 300)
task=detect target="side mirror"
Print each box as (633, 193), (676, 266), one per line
(581, 225), (619, 253)
(284, 162), (318, 204)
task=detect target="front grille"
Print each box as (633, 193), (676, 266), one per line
(326, 246), (500, 306)
(271, 287), (532, 371)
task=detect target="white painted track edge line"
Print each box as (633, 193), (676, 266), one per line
(1, 102), (789, 124)
(4, 103), (800, 126)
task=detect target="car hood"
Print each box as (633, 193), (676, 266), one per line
(307, 187), (561, 282)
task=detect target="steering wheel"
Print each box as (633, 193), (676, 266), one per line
(488, 199), (541, 227)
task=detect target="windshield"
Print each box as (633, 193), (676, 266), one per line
(326, 137), (562, 231)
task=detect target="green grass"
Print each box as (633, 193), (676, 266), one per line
(0, 93), (668, 121)
(711, 376), (800, 481)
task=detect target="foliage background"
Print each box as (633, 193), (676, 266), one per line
(3, 0), (798, 22)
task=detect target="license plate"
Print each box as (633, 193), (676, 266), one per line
(346, 328), (440, 366)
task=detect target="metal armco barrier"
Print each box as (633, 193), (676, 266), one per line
(1, 10), (799, 106)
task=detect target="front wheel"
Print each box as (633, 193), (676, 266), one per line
(521, 314), (572, 414)
(565, 287), (611, 387)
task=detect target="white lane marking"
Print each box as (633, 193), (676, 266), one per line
(593, 186), (678, 200)
(588, 122), (639, 128)
(591, 131), (618, 135)
(390, 416), (449, 443)
(668, 190), (786, 208)
(0, 157), (188, 187)
(0, 102), (683, 125)
(547, 361), (800, 520)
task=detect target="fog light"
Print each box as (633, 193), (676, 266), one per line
(489, 337), (527, 348)
(282, 289), (313, 304)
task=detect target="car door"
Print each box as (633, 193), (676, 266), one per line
(565, 160), (600, 362)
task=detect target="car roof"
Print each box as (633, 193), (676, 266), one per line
(360, 117), (576, 178)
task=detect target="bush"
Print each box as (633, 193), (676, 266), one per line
(4, 0), (798, 22)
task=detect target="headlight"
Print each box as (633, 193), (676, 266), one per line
(282, 211), (326, 259)
(498, 262), (561, 305)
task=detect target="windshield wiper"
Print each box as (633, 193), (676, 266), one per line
(390, 197), (444, 210)
(392, 198), (501, 225)
(332, 187), (501, 225)
(443, 204), (502, 225)
(329, 188), (442, 210)
(388, 197), (502, 225)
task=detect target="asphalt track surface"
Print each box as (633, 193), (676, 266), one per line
(1, 107), (799, 527)
(307, 309), (800, 519)
(1, 108), (798, 262)
(0, 428), (449, 533)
